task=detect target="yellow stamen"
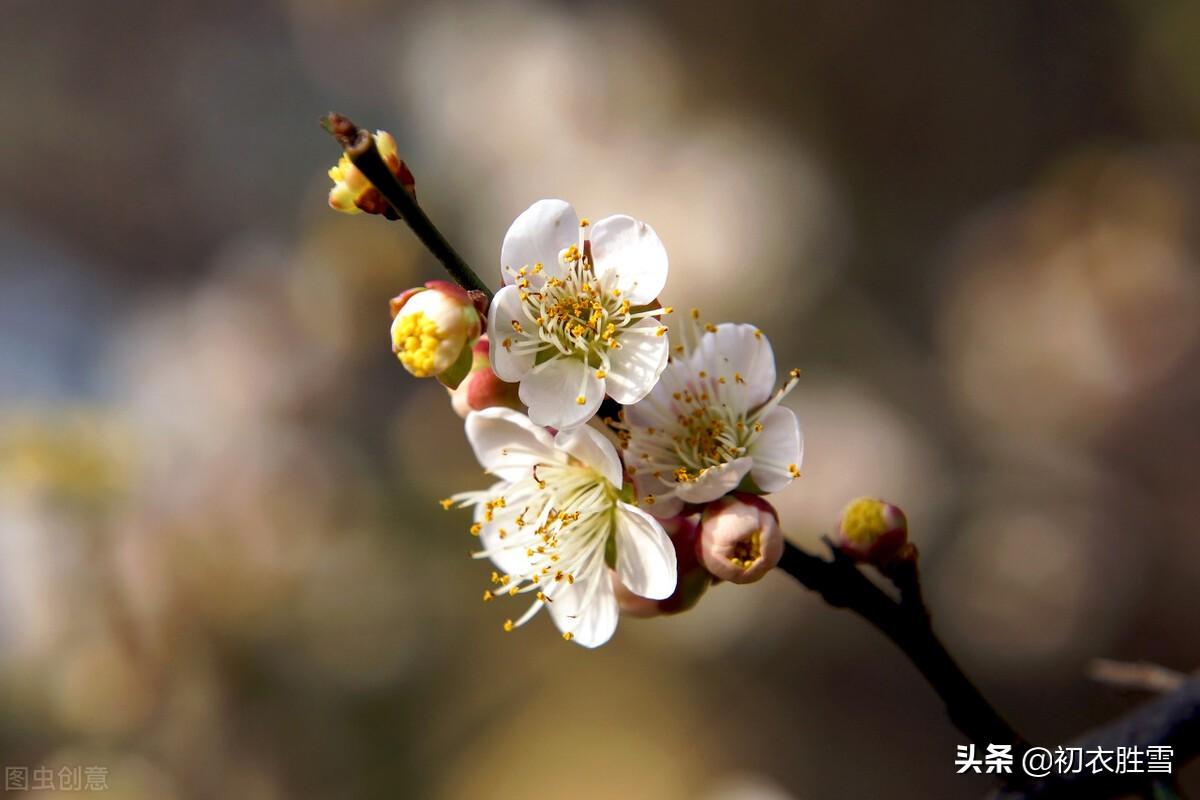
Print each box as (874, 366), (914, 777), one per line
(391, 310), (446, 378)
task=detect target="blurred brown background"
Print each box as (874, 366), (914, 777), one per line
(2, 0), (1199, 797)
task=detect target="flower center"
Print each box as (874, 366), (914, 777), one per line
(728, 529), (763, 569)
(392, 310), (444, 377)
(671, 396), (756, 479)
(615, 316), (802, 496)
(506, 243), (665, 373)
(616, 387), (759, 490)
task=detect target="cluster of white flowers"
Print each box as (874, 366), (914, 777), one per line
(321, 127), (807, 645)
(425, 200), (805, 647)
(427, 201), (801, 652)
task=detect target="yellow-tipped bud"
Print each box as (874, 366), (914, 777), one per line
(390, 281), (481, 381)
(835, 497), (908, 565)
(327, 130), (416, 216)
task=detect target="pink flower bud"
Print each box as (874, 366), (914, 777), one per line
(448, 338), (523, 418)
(834, 497), (908, 565)
(613, 515), (710, 617)
(697, 494), (783, 584)
(389, 281), (481, 382)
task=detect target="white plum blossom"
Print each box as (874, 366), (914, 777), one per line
(617, 315), (803, 518)
(446, 407), (677, 647)
(487, 199), (672, 431)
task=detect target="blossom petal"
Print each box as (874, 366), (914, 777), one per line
(630, 470), (673, 502)
(547, 558), (619, 648)
(630, 472), (685, 519)
(749, 406), (803, 492)
(605, 319), (670, 405)
(486, 285), (538, 382)
(500, 199), (577, 287)
(589, 214), (668, 305)
(554, 424), (623, 488)
(675, 456), (754, 504)
(622, 375), (676, 430)
(328, 183), (361, 214)
(519, 357), (604, 430)
(465, 407), (558, 481)
(695, 323), (776, 409)
(642, 492), (684, 519)
(614, 503), (677, 600)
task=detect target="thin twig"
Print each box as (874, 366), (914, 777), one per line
(777, 540), (1025, 752)
(321, 112), (493, 301)
(778, 540), (1200, 799)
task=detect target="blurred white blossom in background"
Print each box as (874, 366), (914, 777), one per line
(395, 0), (847, 323)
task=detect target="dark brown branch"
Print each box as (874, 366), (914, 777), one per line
(993, 677), (1200, 800)
(777, 540), (1026, 752)
(882, 542), (927, 620)
(779, 540), (1200, 799)
(321, 112), (493, 301)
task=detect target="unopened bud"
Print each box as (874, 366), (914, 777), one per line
(390, 281), (481, 382)
(328, 130), (416, 216)
(698, 494), (783, 584)
(835, 497), (908, 565)
(449, 337), (522, 418)
(613, 515), (710, 616)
